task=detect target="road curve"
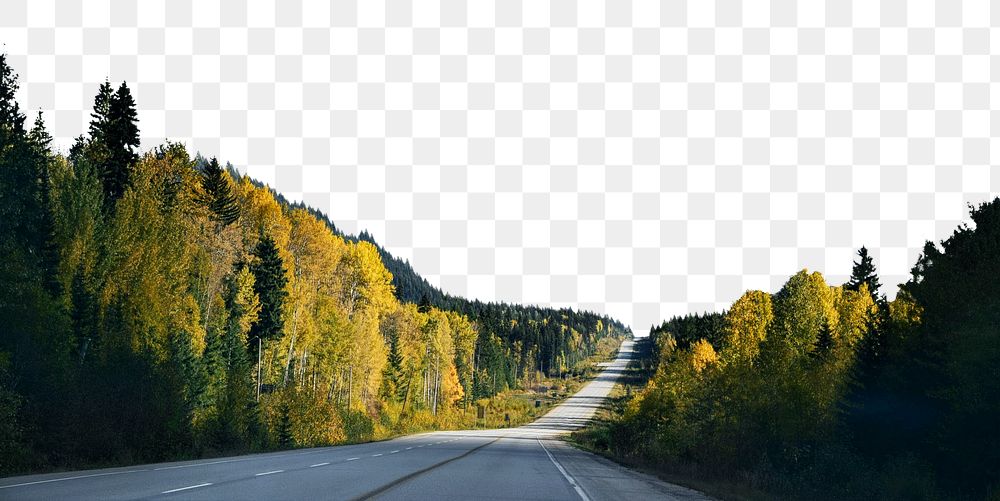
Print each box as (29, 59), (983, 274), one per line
(0, 339), (711, 500)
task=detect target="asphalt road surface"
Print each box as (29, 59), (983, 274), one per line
(0, 339), (711, 500)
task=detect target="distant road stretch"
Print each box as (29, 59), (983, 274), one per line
(0, 340), (711, 500)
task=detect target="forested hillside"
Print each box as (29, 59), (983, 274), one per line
(0, 55), (627, 472)
(584, 203), (1000, 499)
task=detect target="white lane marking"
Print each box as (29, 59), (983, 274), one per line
(162, 482), (212, 494)
(372, 453), (383, 457)
(255, 470), (283, 476)
(346, 457), (359, 461)
(390, 450), (399, 454)
(538, 440), (591, 501)
(310, 462), (329, 468)
(0, 469), (149, 490)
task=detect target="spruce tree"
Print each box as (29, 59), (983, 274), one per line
(846, 246), (882, 303)
(199, 157), (240, 226)
(418, 293), (432, 314)
(249, 233), (288, 345)
(27, 112), (60, 293)
(0, 56), (47, 260)
(381, 328), (404, 402)
(27, 111), (52, 157)
(811, 319), (834, 359)
(108, 82), (140, 168)
(277, 403), (294, 448)
(88, 80), (114, 142)
(88, 80), (140, 204)
(0, 54), (25, 138)
(68, 134), (87, 165)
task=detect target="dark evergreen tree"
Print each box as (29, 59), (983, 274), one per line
(27, 111), (52, 157)
(417, 293), (431, 314)
(0, 56), (53, 276)
(381, 328), (404, 402)
(0, 54), (25, 137)
(811, 319), (834, 359)
(249, 233), (288, 345)
(162, 329), (205, 451)
(88, 80), (139, 204)
(68, 134), (87, 165)
(88, 80), (114, 143)
(108, 82), (140, 170)
(27, 112), (60, 294)
(894, 200), (1000, 496)
(198, 157), (240, 226)
(276, 403), (293, 448)
(846, 246), (882, 302)
(0, 54), (31, 239)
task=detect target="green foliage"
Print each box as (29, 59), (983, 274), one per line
(198, 157), (240, 226)
(357, 230), (630, 383)
(276, 403), (293, 448)
(249, 233), (288, 344)
(0, 53), (25, 135)
(381, 326), (404, 402)
(598, 205), (1000, 499)
(846, 246), (882, 302)
(87, 80), (140, 205)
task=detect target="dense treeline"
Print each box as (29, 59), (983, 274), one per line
(595, 203), (1000, 499)
(230, 181), (630, 387)
(358, 231), (631, 380)
(0, 56), (626, 472)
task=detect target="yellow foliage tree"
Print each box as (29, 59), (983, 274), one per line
(723, 290), (773, 364)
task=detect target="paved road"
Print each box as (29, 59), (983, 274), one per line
(0, 339), (710, 500)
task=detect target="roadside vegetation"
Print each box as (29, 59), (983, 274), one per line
(577, 200), (1000, 500)
(0, 55), (628, 475)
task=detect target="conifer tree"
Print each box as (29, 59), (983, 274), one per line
(277, 403), (293, 448)
(811, 318), (834, 359)
(27, 112), (60, 293)
(249, 234), (288, 345)
(418, 293), (432, 314)
(108, 82), (140, 170)
(846, 246), (882, 304)
(0, 54), (25, 138)
(88, 80), (113, 143)
(198, 157), (240, 226)
(381, 328), (404, 402)
(88, 80), (140, 204)
(27, 111), (52, 158)
(0, 57), (47, 260)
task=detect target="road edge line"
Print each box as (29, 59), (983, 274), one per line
(539, 439), (592, 501)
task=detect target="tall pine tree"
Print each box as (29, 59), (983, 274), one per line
(0, 56), (49, 263)
(381, 327), (405, 402)
(249, 233), (288, 345)
(198, 157), (240, 226)
(88, 80), (113, 142)
(0, 54), (25, 138)
(846, 246), (882, 303)
(88, 80), (139, 204)
(27, 111), (52, 158)
(108, 82), (140, 172)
